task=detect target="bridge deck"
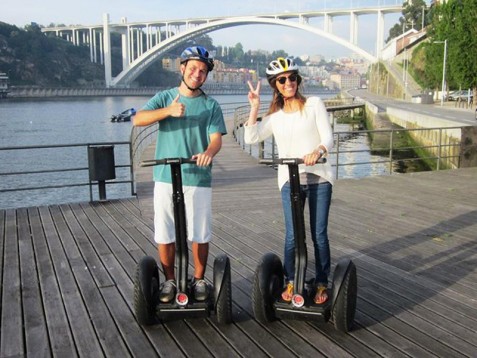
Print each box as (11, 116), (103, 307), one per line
(1, 124), (476, 357)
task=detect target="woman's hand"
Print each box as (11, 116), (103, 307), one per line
(303, 151), (321, 166)
(247, 81), (261, 109)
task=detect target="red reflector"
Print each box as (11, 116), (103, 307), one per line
(292, 294), (304, 308)
(176, 293), (189, 306)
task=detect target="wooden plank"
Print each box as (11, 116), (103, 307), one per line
(60, 204), (114, 288)
(34, 206), (77, 357)
(99, 286), (160, 357)
(78, 201), (147, 273)
(0, 209), (24, 358)
(0, 210), (4, 293)
(18, 208), (50, 356)
(59, 204), (135, 356)
(46, 205), (105, 357)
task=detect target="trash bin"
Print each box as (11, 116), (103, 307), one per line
(88, 145), (116, 200)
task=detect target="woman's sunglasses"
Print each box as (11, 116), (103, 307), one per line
(276, 73), (298, 85)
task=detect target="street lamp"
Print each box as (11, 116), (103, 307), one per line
(434, 39), (448, 106)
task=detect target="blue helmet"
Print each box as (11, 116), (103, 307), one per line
(180, 46), (214, 72)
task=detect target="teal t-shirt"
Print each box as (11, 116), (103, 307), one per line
(143, 87), (227, 187)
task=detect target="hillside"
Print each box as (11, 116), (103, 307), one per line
(0, 22), (180, 87)
(0, 22), (106, 87)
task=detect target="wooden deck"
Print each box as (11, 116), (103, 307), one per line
(1, 121), (477, 357)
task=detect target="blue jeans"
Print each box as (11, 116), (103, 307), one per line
(280, 181), (332, 286)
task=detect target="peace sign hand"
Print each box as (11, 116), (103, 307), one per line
(247, 80), (261, 109)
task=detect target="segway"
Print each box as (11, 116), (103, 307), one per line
(252, 158), (357, 332)
(134, 158), (232, 325)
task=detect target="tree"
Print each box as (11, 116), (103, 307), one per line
(387, 0), (428, 42)
(425, 0), (477, 94)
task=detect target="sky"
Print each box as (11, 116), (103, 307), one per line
(1, 0), (405, 60)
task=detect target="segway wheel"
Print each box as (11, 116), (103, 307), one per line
(134, 256), (160, 325)
(332, 259), (357, 332)
(214, 255), (232, 324)
(252, 253), (284, 323)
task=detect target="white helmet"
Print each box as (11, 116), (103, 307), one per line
(266, 57), (299, 77)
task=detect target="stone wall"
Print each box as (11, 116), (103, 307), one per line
(386, 107), (469, 169)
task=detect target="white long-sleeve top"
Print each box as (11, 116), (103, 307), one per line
(244, 97), (335, 190)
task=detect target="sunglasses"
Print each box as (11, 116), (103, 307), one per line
(276, 74), (298, 85)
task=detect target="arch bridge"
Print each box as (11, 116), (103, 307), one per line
(42, 5), (402, 87)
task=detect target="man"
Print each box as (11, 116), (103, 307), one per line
(133, 46), (227, 302)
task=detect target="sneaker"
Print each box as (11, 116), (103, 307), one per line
(159, 279), (176, 303)
(281, 281), (294, 302)
(192, 279), (209, 301)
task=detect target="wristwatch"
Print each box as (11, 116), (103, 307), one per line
(318, 148), (325, 156)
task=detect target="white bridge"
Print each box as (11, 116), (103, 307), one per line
(42, 5), (403, 87)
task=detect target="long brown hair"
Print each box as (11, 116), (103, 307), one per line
(267, 72), (307, 115)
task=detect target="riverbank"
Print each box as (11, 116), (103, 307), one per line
(4, 85), (339, 99)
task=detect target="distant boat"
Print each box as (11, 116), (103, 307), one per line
(111, 108), (136, 122)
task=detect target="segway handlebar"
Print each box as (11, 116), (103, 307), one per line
(259, 157), (327, 165)
(140, 158), (197, 167)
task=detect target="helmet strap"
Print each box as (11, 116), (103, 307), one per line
(182, 75), (202, 91)
(180, 62), (204, 93)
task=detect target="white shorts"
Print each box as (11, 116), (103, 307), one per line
(153, 181), (212, 244)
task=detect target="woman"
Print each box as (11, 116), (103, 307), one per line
(244, 57), (335, 304)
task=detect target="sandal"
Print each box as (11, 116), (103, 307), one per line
(281, 281), (294, 302)
(314, 285), (328, 304)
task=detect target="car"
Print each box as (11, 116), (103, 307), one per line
(447, 90), (473, 102)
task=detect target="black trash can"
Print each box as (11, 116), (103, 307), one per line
(88, 145), (116, 200)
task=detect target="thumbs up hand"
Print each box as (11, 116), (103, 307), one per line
(169, 94), (185, 117)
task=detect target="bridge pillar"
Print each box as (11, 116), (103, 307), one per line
(376, 10), (385, 59)
(120, 18), (130, 71)
(103, 13), (113, 87)
(89, 28), (94, 62)
(350, 12), (358, 45)
(324, 13), (333, 33)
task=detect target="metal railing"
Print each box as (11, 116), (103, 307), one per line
(0, 141), (134, 203)
(1, 100), (465, 209)
(130, 101), (248, 169)
(232, 103), (463, 179)
(129, 98), (362, 169)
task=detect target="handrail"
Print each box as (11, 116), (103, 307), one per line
(232, 103), (463, 178)
(130, 101), (249, 170)
(0, 141), (133, 203)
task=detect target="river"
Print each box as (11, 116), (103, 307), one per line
(0, 94), (385, 209)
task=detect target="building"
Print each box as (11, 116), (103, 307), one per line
(380, 28), (427, 60)
(161, 58), (257, 84)
(329, 72), (361, 90)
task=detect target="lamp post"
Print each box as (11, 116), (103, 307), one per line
(422, 5), (426, 30)
(434, 39), (447, 106)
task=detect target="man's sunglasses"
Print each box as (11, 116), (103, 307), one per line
(276, 73), (298, 85)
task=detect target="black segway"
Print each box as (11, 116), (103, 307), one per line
(134, 158), (232, 325)
(252, 158), (357, 332)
